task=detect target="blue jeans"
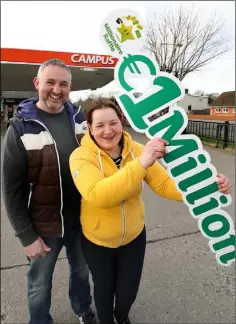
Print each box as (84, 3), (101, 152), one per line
(27, 229), (92, 324)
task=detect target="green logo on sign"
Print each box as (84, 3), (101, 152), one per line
(101, 9), (146, 58)
(116, 15), (143, 42)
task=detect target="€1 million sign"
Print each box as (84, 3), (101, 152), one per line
(100, 8), (235, 267)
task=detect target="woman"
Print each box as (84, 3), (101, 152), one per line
(69, 99), (231, 324)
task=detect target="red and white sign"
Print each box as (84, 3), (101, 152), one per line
(71, 53), (115, 66)
(1, 48), (118, 68)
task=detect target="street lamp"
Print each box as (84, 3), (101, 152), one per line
(160, 43), (183, 47)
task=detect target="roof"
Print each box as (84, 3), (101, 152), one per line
(211, 91), (235, 107)
(188, 94), (208, 98)
(1, 48), (118, 91)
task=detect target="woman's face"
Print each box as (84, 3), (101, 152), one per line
(89, 107), (123, 152)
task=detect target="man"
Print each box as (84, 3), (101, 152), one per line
(2, 59), (96, 324)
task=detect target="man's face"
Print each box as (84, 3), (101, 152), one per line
(33, 65), (71, 112)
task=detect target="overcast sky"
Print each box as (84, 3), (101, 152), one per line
(1, 1), (235, 98)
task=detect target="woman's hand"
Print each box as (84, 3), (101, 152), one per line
(139, 137), (168, 169)
(139, 139), (232, 196)
(217, 173), (232, 194)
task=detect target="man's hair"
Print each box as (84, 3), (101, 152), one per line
(37, 58), (72, 81)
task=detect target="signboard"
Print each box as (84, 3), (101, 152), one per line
(100, 9), (235, 267)
(1, 48), (118, 69)
(2, 98), (24, 105)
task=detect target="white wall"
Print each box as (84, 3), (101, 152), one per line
(178, 94), (208, 112)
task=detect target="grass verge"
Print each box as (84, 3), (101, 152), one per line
(198, 136), (235, 151)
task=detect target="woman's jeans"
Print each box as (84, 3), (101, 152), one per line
(27, 229), (92, 324)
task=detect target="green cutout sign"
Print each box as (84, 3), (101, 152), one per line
(100, 9), (235, 267)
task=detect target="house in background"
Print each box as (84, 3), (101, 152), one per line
(210, 91), (235, 117)
(150, 89), (209, 120)
(177, 89), (208, 113)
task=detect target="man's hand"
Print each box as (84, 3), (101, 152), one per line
(216, 173), (232, 194)
(23, 237), (51, 259)
(139, 137), (169, 169)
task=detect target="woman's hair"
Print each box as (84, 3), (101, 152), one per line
(86, 98), (124, 125)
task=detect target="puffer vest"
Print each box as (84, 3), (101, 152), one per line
(10, 99), (87, 238)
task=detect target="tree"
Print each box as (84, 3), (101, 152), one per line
(145, 6), (231, 81)
(192, 90), (219, 104)
(194, 90), (206, 96)
(207, 92), (219, 105)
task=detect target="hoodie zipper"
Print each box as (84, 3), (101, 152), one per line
(28, 183), (33, 208)
(120, 201), (126, 246)
(25, 119), (65, 237)
(113, 155), (127, 246)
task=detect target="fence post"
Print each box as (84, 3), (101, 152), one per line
(216, 124), (220, 148)
(223, 121), (229, 149)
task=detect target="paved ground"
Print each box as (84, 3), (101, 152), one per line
(1, 124), (235, 323)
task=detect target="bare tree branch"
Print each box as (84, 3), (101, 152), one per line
(145, 5), (232, 80)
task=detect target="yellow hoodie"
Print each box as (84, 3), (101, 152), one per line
(69, 131), (182, 248)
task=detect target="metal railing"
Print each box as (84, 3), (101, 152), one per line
(185, 120), (235, 148)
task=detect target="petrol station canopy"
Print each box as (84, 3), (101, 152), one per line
(1, 48), (118, 92)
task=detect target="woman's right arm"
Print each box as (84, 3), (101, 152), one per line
(69, 147), (147, 208)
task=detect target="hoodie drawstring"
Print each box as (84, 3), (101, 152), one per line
(98, 149), (104, 175)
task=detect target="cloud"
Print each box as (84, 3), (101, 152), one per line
(1, 1), (235, 95)
(1, 1), (146, 53)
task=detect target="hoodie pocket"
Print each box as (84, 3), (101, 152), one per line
(81, 213), (100, 231)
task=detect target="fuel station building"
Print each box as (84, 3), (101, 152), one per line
(1, 48), (118, 121)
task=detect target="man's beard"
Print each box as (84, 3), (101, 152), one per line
(44, 99), (64, 112)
